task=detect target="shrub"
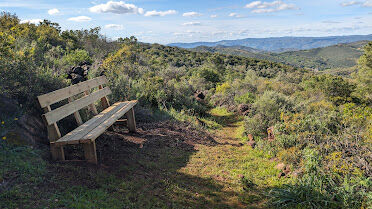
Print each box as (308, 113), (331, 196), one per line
(234, 92), (255, 104)
(269, 149), (371, 208)
(63, 49), (92, 66)
(244, 91), (292, 137)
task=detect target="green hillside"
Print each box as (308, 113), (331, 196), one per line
(1, 13), (371, 209)
(192, 41), (368, 71)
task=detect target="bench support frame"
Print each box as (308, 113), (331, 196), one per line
(38, 76), (137, 164)
(83, 141), (97, 164)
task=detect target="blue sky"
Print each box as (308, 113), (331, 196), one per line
(1, 0), (372, 44)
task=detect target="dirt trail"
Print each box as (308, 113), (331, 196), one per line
(175, 112), (269, 208)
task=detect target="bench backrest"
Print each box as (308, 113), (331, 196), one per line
(37, 76), (111, 142)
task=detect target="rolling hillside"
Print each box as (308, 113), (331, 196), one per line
(192, 41), (369, 70)
(169, 34), (372, 52)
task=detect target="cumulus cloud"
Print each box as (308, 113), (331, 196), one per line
(89, 1), (144, 14)
(182, 22), (201, 26)
(20, 19), (43, 24)
(322, 20), (340, 24)
(229, 13), (243, 18)
(363, 0), (372, 7)
(210, 14), (217, 18)
(245, 1), (297, 13)
(144, 10), (177, 17)
(48, 8), (60, 15)
(183, 12), (202, 17)
(340, 1), (362, 6)
(104, 24), (124, 30)
(68, 16), (92, 22)
(340, 0), (372, 7)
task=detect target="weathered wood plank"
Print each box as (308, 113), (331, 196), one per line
(42, 106), (61, 142)
(38, 76), (108, 108)
(52, 102), (128, 146)
(83, 142), (97, 164)
(68, 97), (83, 125)
(81, 101), (137, 142)
(42, 106), (64, 161)
(43, 87), (111, 125)
(99, 85), (110, 109)
(126, 107), (136, 132)
(84, 90), (99, 115)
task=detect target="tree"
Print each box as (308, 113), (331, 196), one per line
(354, 42), (372, 104)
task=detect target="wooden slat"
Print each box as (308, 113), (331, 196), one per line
(99, 85), (110, 109)
(83, 142), (97, 164)
(126, 107), (136, 132)
(42, 106), (61, 142)
(53, 102), (128, 146)
(38, 76), (108, 108)
(43, 87), (111, 125)
(68, 97), (83, 125)
(84, 90), (99, 115)
(81, 101), (137, 142)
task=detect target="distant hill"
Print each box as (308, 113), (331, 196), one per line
(169, 34), (372, 52)
(191, 41), (369, 70)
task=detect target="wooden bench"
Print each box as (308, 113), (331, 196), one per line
(37, 76), (137, 164)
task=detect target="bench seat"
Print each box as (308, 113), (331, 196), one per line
(38, 76), (138, 164)
(52, 100), (137, 146)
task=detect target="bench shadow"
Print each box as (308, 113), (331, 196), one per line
(47, 121), (245, 208)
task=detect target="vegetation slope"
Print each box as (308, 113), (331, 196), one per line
(192, 41), (368, 71)
(1, 13), (371, 208)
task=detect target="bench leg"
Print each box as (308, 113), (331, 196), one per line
(83, 141), (97, 164)
(125, 108), (136, 132)
(50, 144), (65, 161)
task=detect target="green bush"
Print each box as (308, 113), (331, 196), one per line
(244, 91), (292, 137)
(269, 149), (371, 208)
(63, 49), (92, 66)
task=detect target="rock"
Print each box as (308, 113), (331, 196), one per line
(0, 94), (19, 119)
(67, 62), (91, 84)
(283, 165), (291, 174)
(275, 163), (286, 170)
(278, 172), (286, 178)
(247, 140), (256, 149)
(194, 90), (206, 102)
(238, 104), (251, 116)
(5, 114), (48, 145)
(291, 169), (302, 178)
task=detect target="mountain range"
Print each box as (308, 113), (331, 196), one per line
(191, 40), (368, 71)
(169, 34), (372, 52)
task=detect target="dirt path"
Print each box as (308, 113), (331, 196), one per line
(176, 110), (274, 208)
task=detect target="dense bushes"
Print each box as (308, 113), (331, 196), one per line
(1, 12), (371, 208)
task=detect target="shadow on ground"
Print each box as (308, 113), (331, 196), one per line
(38, 121), (245, 208)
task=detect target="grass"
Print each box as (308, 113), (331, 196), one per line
(0, 107), (290, 208)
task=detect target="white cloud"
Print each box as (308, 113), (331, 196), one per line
(245, 1), (297, 13)
(20, 19), (43, 24)
(245, 1), (263, 8)
(48, 8), (60, 15)
(144, 10), (177, 17)
(182, 22), (201, 26)
(104, 24), (124, 30)
(210, 14), (217, 18)
(183, 12), (202, 17)
(363, 0), (372, 7)
(229, 13), (243, 18)
(68, 16), (92, 22)
(340, 1), (362, 6)
(322, 20), (340, 24)
(89, 1), (144, 14)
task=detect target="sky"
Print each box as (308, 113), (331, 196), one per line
(1, 0), (372, 44)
